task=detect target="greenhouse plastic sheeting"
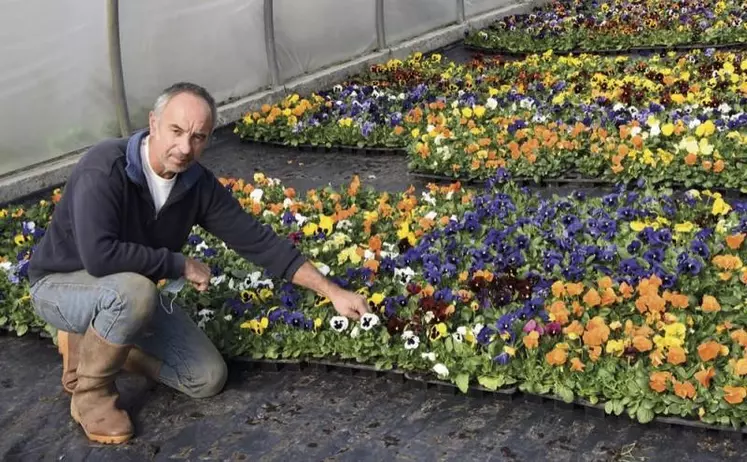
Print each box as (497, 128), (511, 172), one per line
(466, 0), (524, 17)
(119, 0), (269, 129)
(384, 0), (458, 46)
(274, 0), (378, 83)
(0, 0), (118, 176)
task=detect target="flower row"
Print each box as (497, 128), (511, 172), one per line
(235, 49), (747, 188)
(465, 0), (747, 53)
(4, 171), (747, 428)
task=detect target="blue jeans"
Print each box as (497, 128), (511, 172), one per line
(29, 270), (228, 398)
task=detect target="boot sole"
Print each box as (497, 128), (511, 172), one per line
(70, 402), (133, 445)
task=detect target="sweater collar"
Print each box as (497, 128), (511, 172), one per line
(124, 128), (204, 194)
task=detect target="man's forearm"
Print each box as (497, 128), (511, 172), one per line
(291, 261), (341, 299)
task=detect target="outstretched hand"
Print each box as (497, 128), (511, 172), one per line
(184, 258), (211, 292)
(329, 288), (369, 320)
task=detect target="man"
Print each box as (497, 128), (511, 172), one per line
(27, 82), (369, 445)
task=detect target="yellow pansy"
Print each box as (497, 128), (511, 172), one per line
(695, 120), (716, 137)
(605, 339), (625, 356)
(368, 292), (385, 306)
(473, 106), (486, 118)
(461, 107), (473, 119)
(319, 215), (334, 234)
(303, 222), (319, 237)
(13, 234), (25, 246)
(660, 123), (674, 136)
(712, 197), (732, 216)
(674, 222), (694, 233)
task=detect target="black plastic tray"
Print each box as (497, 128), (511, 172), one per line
(403, 371), (517, 401)
(464, 41), (747, 57)
(6, 324), (747, 435)
(241, 139), (407, 156)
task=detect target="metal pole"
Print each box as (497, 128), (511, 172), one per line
(107, 0), (132, 136)
(457, 0), (465, 23)
(264, 0), (281, 87)
(375, 0), (386, 50)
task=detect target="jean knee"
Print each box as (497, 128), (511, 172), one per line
(185, 356), (228, 398)
(106, 273), (159, 331)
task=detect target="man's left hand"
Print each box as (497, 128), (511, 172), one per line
(329, 288), (370, 320)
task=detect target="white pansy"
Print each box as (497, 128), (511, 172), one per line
(262, 210), (275, 219)
(457, 326), (468, 336)
(0, 261), (12, 272)
(719, 103), (732, 114)
(421, 192), (437, 206)
(613, 103), (625, 111)
(486, 97), (498, 110)
(688, 118), (701, 129)
(446, 191), (454, 200)
(403, 331), (420, 350)
(283, 198), (293, 209)
(399, 93), (406, 100)
(294, 213), (308, 225)
(315, 263), (331, 276)
(336, 220), (353, 230)
(452, 332), (464, 343)
(423, 311), (435, 324)
(421, 352), (437, 362)
(436, 146), (451, 160)
(195, 241), (208, 252)
(330, 316), (349, 332)
(649, 124), (661, 137)
(630, 126), (642, 136)
(425, 211), (438, 221)
(427, 124), (435, 133)
(394, 267), (415, 284)
(520, 98), (535, 109)
(364, 249), (376, 261)
(472, 323), (485, 337)
(224, 314), (233, 322)
(250, 188), (264, 203)
(432, 363), (449, 377)
(360, 312), (380, 331)
(211, 274), (227, 285)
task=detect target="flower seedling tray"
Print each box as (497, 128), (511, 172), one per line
(242, 139), (406, 156)
(304, 358), (405, 381)
(407, 170), (747, 196)
(231, 357), (306, 372)
(463, 41), (747, 58)
(403, 372), (517, 401)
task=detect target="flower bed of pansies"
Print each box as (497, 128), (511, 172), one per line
(235, 49), (747, 191)
(464, 0), (747, 54)
(5, 171), (747, 429)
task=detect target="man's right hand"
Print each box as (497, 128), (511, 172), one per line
(184, 258), (211, 292)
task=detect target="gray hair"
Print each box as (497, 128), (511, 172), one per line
(153, 82), (217, 133)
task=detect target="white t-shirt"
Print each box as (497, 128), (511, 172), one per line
(141, 136), (177, 213)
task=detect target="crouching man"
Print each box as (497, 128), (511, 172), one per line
(27, 82), (369, 444)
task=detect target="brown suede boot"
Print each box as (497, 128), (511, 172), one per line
(58, 331), (162, 394)
(70, 326), (134, 444)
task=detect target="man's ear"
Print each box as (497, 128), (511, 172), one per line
(148, 111), (157, 135)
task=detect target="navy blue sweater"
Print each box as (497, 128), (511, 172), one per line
(28, 129), (306, 286)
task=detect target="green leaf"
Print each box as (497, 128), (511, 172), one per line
(455, 373), (470, 394)
(636, 406), (655, 424)
(605, 400), (615, 415)
(15, 324), (28, 336)
(0, 316), (7, 326)
(613, 400), (625, 416)
(477, 375), (503, 391)
(556, 385), (574, 403)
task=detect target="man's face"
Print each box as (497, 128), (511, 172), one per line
(147, 92), (212, 178)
